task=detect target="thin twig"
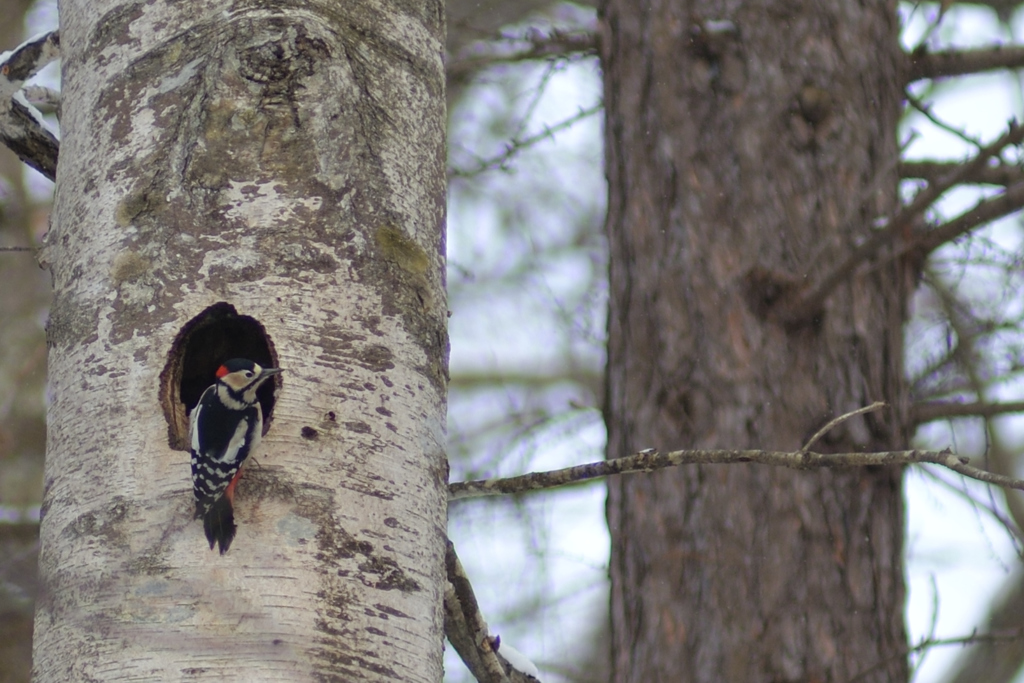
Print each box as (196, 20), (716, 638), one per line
(905, 2), (947, 56)
(913, 180), (1024, 256)
(846, 629), (1024, 683)
(916, 466), (1024, 545)
(927, 268), (1024, 545)
(449, 102), (603, 178)
(511, 61), (561, 144)
(448, 445), (1024, 500)
(0, 245), (33, 252)
(800, 402), (887, 453)
(909, 573), (942, 680)
(906, 93), (984, 148)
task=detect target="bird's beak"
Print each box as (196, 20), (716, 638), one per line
(260, 367), (283, 380)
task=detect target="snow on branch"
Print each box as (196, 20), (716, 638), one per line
(444, 540), (508, 683)
(448, 404), (1024, 501)
(444, 541), (542, 683)
(0, 30), (60, 181)
(1, 31), (59, 86)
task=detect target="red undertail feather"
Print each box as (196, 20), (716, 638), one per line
(225, 468), (243, 506)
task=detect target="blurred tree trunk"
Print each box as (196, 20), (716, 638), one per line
(32, 1), (448, 681)
(601, 1), (910, 681)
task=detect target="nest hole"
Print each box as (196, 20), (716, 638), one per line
(160, 302), (281, 450)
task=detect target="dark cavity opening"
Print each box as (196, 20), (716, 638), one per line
(160, 302), (281, 450)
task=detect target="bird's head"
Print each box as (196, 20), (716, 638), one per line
(215, 358), (282, 405)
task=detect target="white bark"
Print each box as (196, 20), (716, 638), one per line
(33, 1), (448, 681)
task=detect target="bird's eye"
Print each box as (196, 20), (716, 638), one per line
(244, 371), (254, 378)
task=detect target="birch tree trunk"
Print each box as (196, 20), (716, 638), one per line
(602, 1), (909, 681)
(33, 1), (448, 681)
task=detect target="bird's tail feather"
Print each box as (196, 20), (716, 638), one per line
(202, 496), (236, 554)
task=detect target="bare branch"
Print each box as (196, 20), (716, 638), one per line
(444, 540), (509, 683)
(22, 85), (60, 116)
(917, 466), (1024, 544)
(942, 573), (1024, 683)
(959, 0), (1022, 23)
(448, 445), (1024, 501)
(848, 629), (1024, 683)
(0, 96), (58, 181)
(449, 102), (602, 178)
(913, 630), (1024, 654)
(914, 400), (1024, 423)
(0, 31), (60, 88)
(909, 45), (1024, 83)
(915, 179), (1024, 256)
(0, 31), (60, 180)
(919, 267), (1024, 547)
(774, 122), (1024, 324)
(451, 367), (601, 388)
(800, 402), (886, 453)
(906, 93), (984, 147)
(448, 29), (597, 83)
(444, 541), (541, 683)
(900, 160), (1024, 187)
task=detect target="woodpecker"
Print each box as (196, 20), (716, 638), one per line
(190, 358), (282, 554)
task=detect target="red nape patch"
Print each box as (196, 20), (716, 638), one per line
(216, 364), (229, 378)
